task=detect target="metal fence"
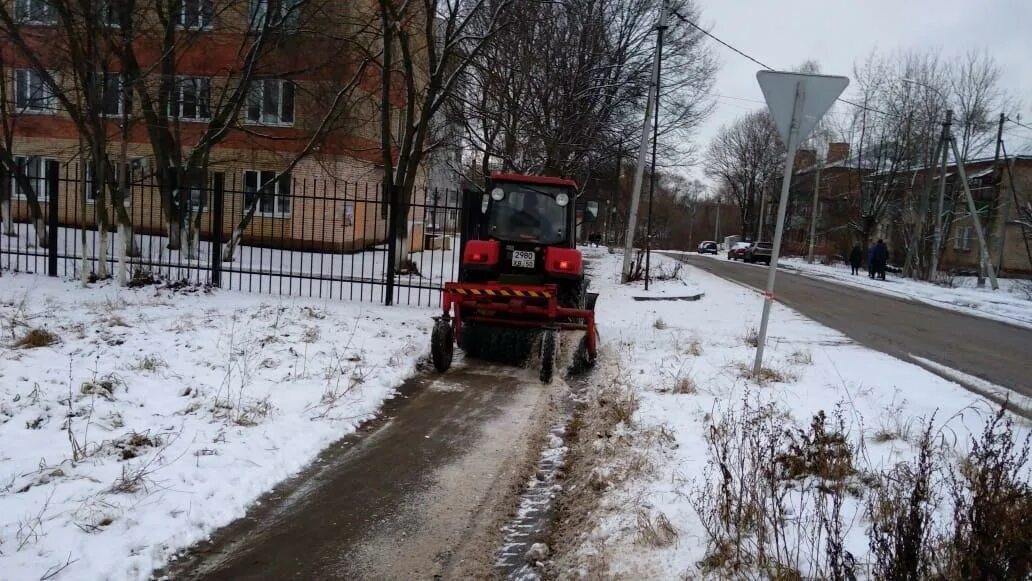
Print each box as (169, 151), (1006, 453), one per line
(0, 161), (463, 308)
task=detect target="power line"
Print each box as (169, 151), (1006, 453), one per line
(1005, 116), (1032, 133)
(669, 9), (901, 120)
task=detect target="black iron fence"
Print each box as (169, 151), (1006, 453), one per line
(0, 161), (463, 308)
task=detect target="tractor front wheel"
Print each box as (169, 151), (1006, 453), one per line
(431, 319), (454, 373)
(540, 329), (558, 383)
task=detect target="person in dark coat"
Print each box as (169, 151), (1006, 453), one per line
(849, 244), (863, 276)
(867, 244), (877, 278)
(873, 239), (889, 280)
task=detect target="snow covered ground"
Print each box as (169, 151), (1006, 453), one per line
(561, 248), (1031, 578)
(0, 274), (431, 580)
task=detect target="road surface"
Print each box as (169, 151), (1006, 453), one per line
(670, 254), (1032, 399)
(162, 364), (554, 580)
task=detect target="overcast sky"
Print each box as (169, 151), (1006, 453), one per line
(687, 0), (1032, 184)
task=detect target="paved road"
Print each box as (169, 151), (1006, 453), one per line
(671, 254), (1032, 399)
(163, 365), (552, 580)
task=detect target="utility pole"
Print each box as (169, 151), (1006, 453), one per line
(948, 132), (999, 290)
(643, 4), (668, 291)
(929, 109), (952, 281)
(806, 159), (822, 263)
(714, 198), (721, 244)
(991, 113), (1009, 274)
(621, 0), (668, 283)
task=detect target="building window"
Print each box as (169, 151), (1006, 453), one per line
(83, 160), (146, 203)
(180, 0), (214, 29)
(169, 77), (211, 121)
(92, 72), (127, 117)
(244, 170), (291, 218)
(14, 0), (55, 24)
(14, 69), (55, 113)
(246, 79), (294, 125)
(11, 156), (53, 201)
(954, 225), (973, 252)
(249, 0), (301, 31)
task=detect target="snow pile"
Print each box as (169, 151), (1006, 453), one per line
(561, 249), (1030, 579)
(0, 275), (429, 580)
(778, 256), (1032, 328)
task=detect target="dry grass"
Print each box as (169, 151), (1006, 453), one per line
(742, 328), (759, 348)
(132, 355), (166, 373)
(14, 327), (59, 349)
(635, 508), (678, 547)
(672, 375), (698, 395)
(736, 362), (798, 385)
(788, 349), (813, 365)
(684, 339), (703, 357)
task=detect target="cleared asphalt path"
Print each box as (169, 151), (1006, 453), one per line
(163, 365), (552, 580)
(670, 254), (1032, 398)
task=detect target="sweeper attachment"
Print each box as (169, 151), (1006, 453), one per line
(430, 173), (600, 382)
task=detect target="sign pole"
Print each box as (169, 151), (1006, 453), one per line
(753, 82), (803, 374)
(752, 70), (848, 374)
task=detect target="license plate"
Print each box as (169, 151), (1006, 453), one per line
(512, 250), (535, 268)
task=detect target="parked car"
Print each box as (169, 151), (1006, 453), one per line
(728, 241), (751, 261)
(744, 241), (773, 265)
(697, 241), (718, 254)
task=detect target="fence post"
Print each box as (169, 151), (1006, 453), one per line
(384, 184), (397, 306)
(211, 172), (224, 288)
(46, 160), (59, 277)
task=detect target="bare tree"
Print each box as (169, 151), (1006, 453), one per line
(704, 110), (784, 239)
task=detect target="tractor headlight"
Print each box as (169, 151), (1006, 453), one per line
(490, 187), (505, 201)
(555, 192), (570, 207)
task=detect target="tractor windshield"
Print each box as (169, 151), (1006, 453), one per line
(487, 183), (569, 245)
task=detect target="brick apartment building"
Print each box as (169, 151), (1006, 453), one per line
(783, 142), (1032, 275)
(1, 0), (429, 252)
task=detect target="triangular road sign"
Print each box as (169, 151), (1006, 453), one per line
(757, 71), (849, 151)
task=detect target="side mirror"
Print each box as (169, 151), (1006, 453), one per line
(584, 201), (599, 223)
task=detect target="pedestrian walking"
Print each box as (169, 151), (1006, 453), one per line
(849, 244), (863, 276)
(873, 239), (889, 280)
(867, 244), (876, 278)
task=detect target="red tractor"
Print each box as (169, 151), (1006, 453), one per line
(430, 172), (600, 382)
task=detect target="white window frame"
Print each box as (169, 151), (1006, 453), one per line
(249, 0), (301, 32)
(244, 169), (291, 218)
(954, 225), (973, 252)
(169, 77), (211, 121)
(14, 0), (55, 24)
(179, 0), (214, 30)
(10, 156), (54, 201)
(14, 69), (56, 113)
(93, 72), (127, 117)
(83, 159), (146, 205)
(246, 79), (295, 126)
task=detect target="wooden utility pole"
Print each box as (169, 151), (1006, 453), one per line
(806, 159), (822, 263)
(991, 113), (1008, 273)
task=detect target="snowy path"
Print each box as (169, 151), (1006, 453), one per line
(163, 364), (556, 580)
(672, 253), (1032, 400)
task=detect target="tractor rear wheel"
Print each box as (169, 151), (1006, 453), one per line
(540, 330), (558, 383)
(431, 319), (454, 372)
(570, 331), (597, 374)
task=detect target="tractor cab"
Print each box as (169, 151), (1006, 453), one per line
(431, 172), (601, 383)
(459, 173), (598, 287)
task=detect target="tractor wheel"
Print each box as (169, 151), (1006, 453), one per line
(570, 332), (597, 374)
(540, 330), (558, 383)
(431, 319), (454, 373)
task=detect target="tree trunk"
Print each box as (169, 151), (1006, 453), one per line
(1, 199), (12, 236)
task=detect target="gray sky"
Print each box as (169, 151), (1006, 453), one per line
(687, 0), (1032, 184)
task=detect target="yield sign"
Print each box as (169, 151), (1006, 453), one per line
(757, 71), (849, 151)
